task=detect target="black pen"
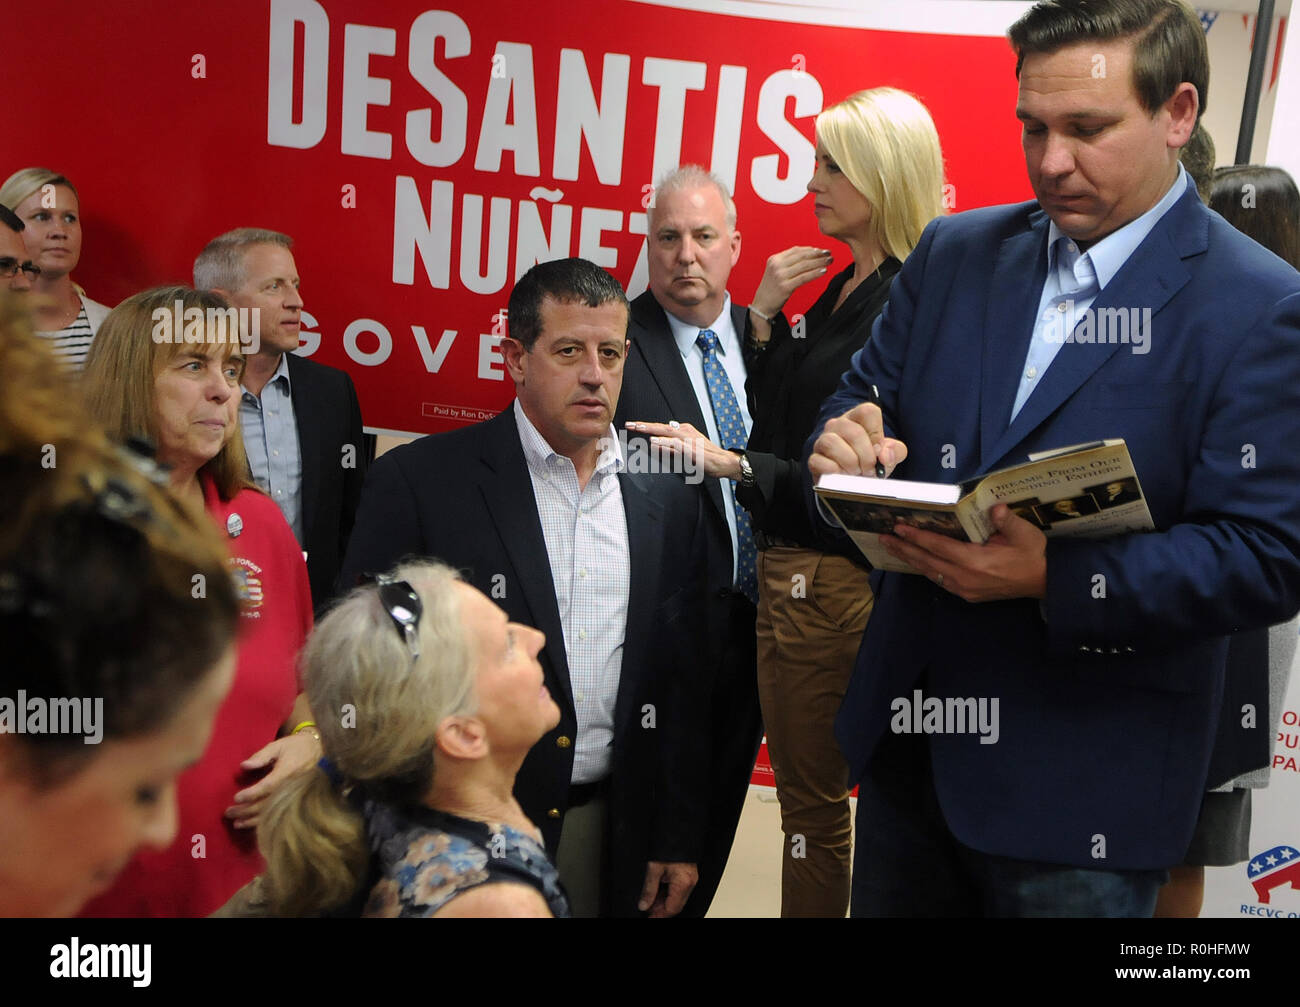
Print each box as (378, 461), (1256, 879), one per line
(868, 384), (888, 478)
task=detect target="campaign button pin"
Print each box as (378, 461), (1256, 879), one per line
(227, 513), (244, 538)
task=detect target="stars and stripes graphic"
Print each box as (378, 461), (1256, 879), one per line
(1247, 845), (1300, 904)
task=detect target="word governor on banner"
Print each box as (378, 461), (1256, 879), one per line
(296, 311), (505, 379)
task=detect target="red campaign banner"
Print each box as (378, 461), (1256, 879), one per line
(6, 0), (1030, 436)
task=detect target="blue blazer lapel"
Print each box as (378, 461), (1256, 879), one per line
(980, 191), (1197, 473)
(614, 473), (664, 732)
(978, 211), (1051, 468)
(477, 410), (574, 709)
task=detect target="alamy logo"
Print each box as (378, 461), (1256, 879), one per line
(1040, 299), (1151, 355)
(598, 430), (704, 484)
(50, 939), (151, 987)
(151, 303), (261, 354)
(890, 689), (999, 744)
(0, 692), (103, 744)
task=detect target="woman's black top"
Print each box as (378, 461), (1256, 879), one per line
(738, 258), (901, 555)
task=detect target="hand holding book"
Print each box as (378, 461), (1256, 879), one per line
(879, 502), (1048, 602)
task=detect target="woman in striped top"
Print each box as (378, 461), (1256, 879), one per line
(0, 167), (109, 370)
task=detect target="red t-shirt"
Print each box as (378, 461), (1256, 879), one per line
(80, 476), (312, 917)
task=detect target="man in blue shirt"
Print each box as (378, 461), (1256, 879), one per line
(808, 0), (1300, 916)
(195, 228), (367, 612)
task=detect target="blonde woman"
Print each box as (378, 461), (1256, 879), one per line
(253, 560), (569, 918)
(0, 168), (109, 369)
(638, 87), (946, 916)
(78, 286), (316, 917)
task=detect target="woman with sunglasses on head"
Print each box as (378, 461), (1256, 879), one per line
(0, 291), (240, 916)
(77, 286), (316, 918)
(0, 168), (109, 370)
(240, 560), (568, 918)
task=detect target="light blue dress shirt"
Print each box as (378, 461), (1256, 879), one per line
(1010, 164), (1190, 422)
(240, 352), (304, 544)
(664, 295), (752, 584)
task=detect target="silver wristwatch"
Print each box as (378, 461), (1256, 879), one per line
(735, 451), (755, 488)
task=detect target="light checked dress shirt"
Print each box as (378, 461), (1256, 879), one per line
(513, 399), (631, 785)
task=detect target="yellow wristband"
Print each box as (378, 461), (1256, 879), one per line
(291, 720), (319, 738)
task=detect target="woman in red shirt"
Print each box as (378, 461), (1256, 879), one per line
(80, 286), (317, 916)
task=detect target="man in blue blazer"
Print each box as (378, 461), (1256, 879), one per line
(807, 0), (1300, 916)
(340, 258), (708, 917)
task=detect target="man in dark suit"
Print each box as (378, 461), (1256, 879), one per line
(340, 258), (708, 917)
(807, 0), (1300, 916)
(195, 228), (366, 612)
(614, 165), (763, 916)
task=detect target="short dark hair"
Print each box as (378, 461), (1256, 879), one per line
(507, 258), (628, 351)
(1210, 165), (1300, 270)
(1008, 0), (1208, 121)
(0, 205), (23, 234)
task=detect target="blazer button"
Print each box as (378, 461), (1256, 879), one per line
(556, 735), (572, 748)
(547, 808), (561, 819)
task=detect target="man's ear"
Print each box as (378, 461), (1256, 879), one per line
(501, 337), (528, 385)
(1165, 82), (1199, 148)
(729, 227), (742, 269)
(436, 715), (489, 761)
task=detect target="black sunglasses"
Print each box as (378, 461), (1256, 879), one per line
(361, 573), (422, 661)
(0, 257), (40, 279)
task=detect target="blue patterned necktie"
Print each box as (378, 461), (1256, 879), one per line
(696, 329), (758, 605)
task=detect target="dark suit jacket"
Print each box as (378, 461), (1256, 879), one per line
(339, 408), (709, 915)
(810, 183), (1300, 869)
(286, 353), (366, 612)
(614, 292), (763, 914)
(615, 292), (753, 606)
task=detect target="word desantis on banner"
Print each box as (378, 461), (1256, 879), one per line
(267, 0), (823, 303)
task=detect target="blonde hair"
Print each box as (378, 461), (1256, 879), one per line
(82, 286), (254, 501)
(0, 167), (78, 213)
(815, 88), (946, 261)
(259, 560), (479, 916)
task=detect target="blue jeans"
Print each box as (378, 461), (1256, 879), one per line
(850, 731), (1167, 917)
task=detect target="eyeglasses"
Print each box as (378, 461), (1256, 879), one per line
(0, 258), (40, 280)
(368, 574), (422, 662)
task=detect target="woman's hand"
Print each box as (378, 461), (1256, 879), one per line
(225, 730), (322, 830)
(750, 246), (833, 321)
(624, 421), (741, 480)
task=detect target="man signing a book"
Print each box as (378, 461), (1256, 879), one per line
(806, 0), (1300, 918)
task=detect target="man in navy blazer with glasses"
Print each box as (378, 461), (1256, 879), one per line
(807, 0), (1300, 917)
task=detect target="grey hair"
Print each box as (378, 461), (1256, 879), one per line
(648, 164), (737, 230)
(193, 227), (293, 290)
(258, 558), (479, 916)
